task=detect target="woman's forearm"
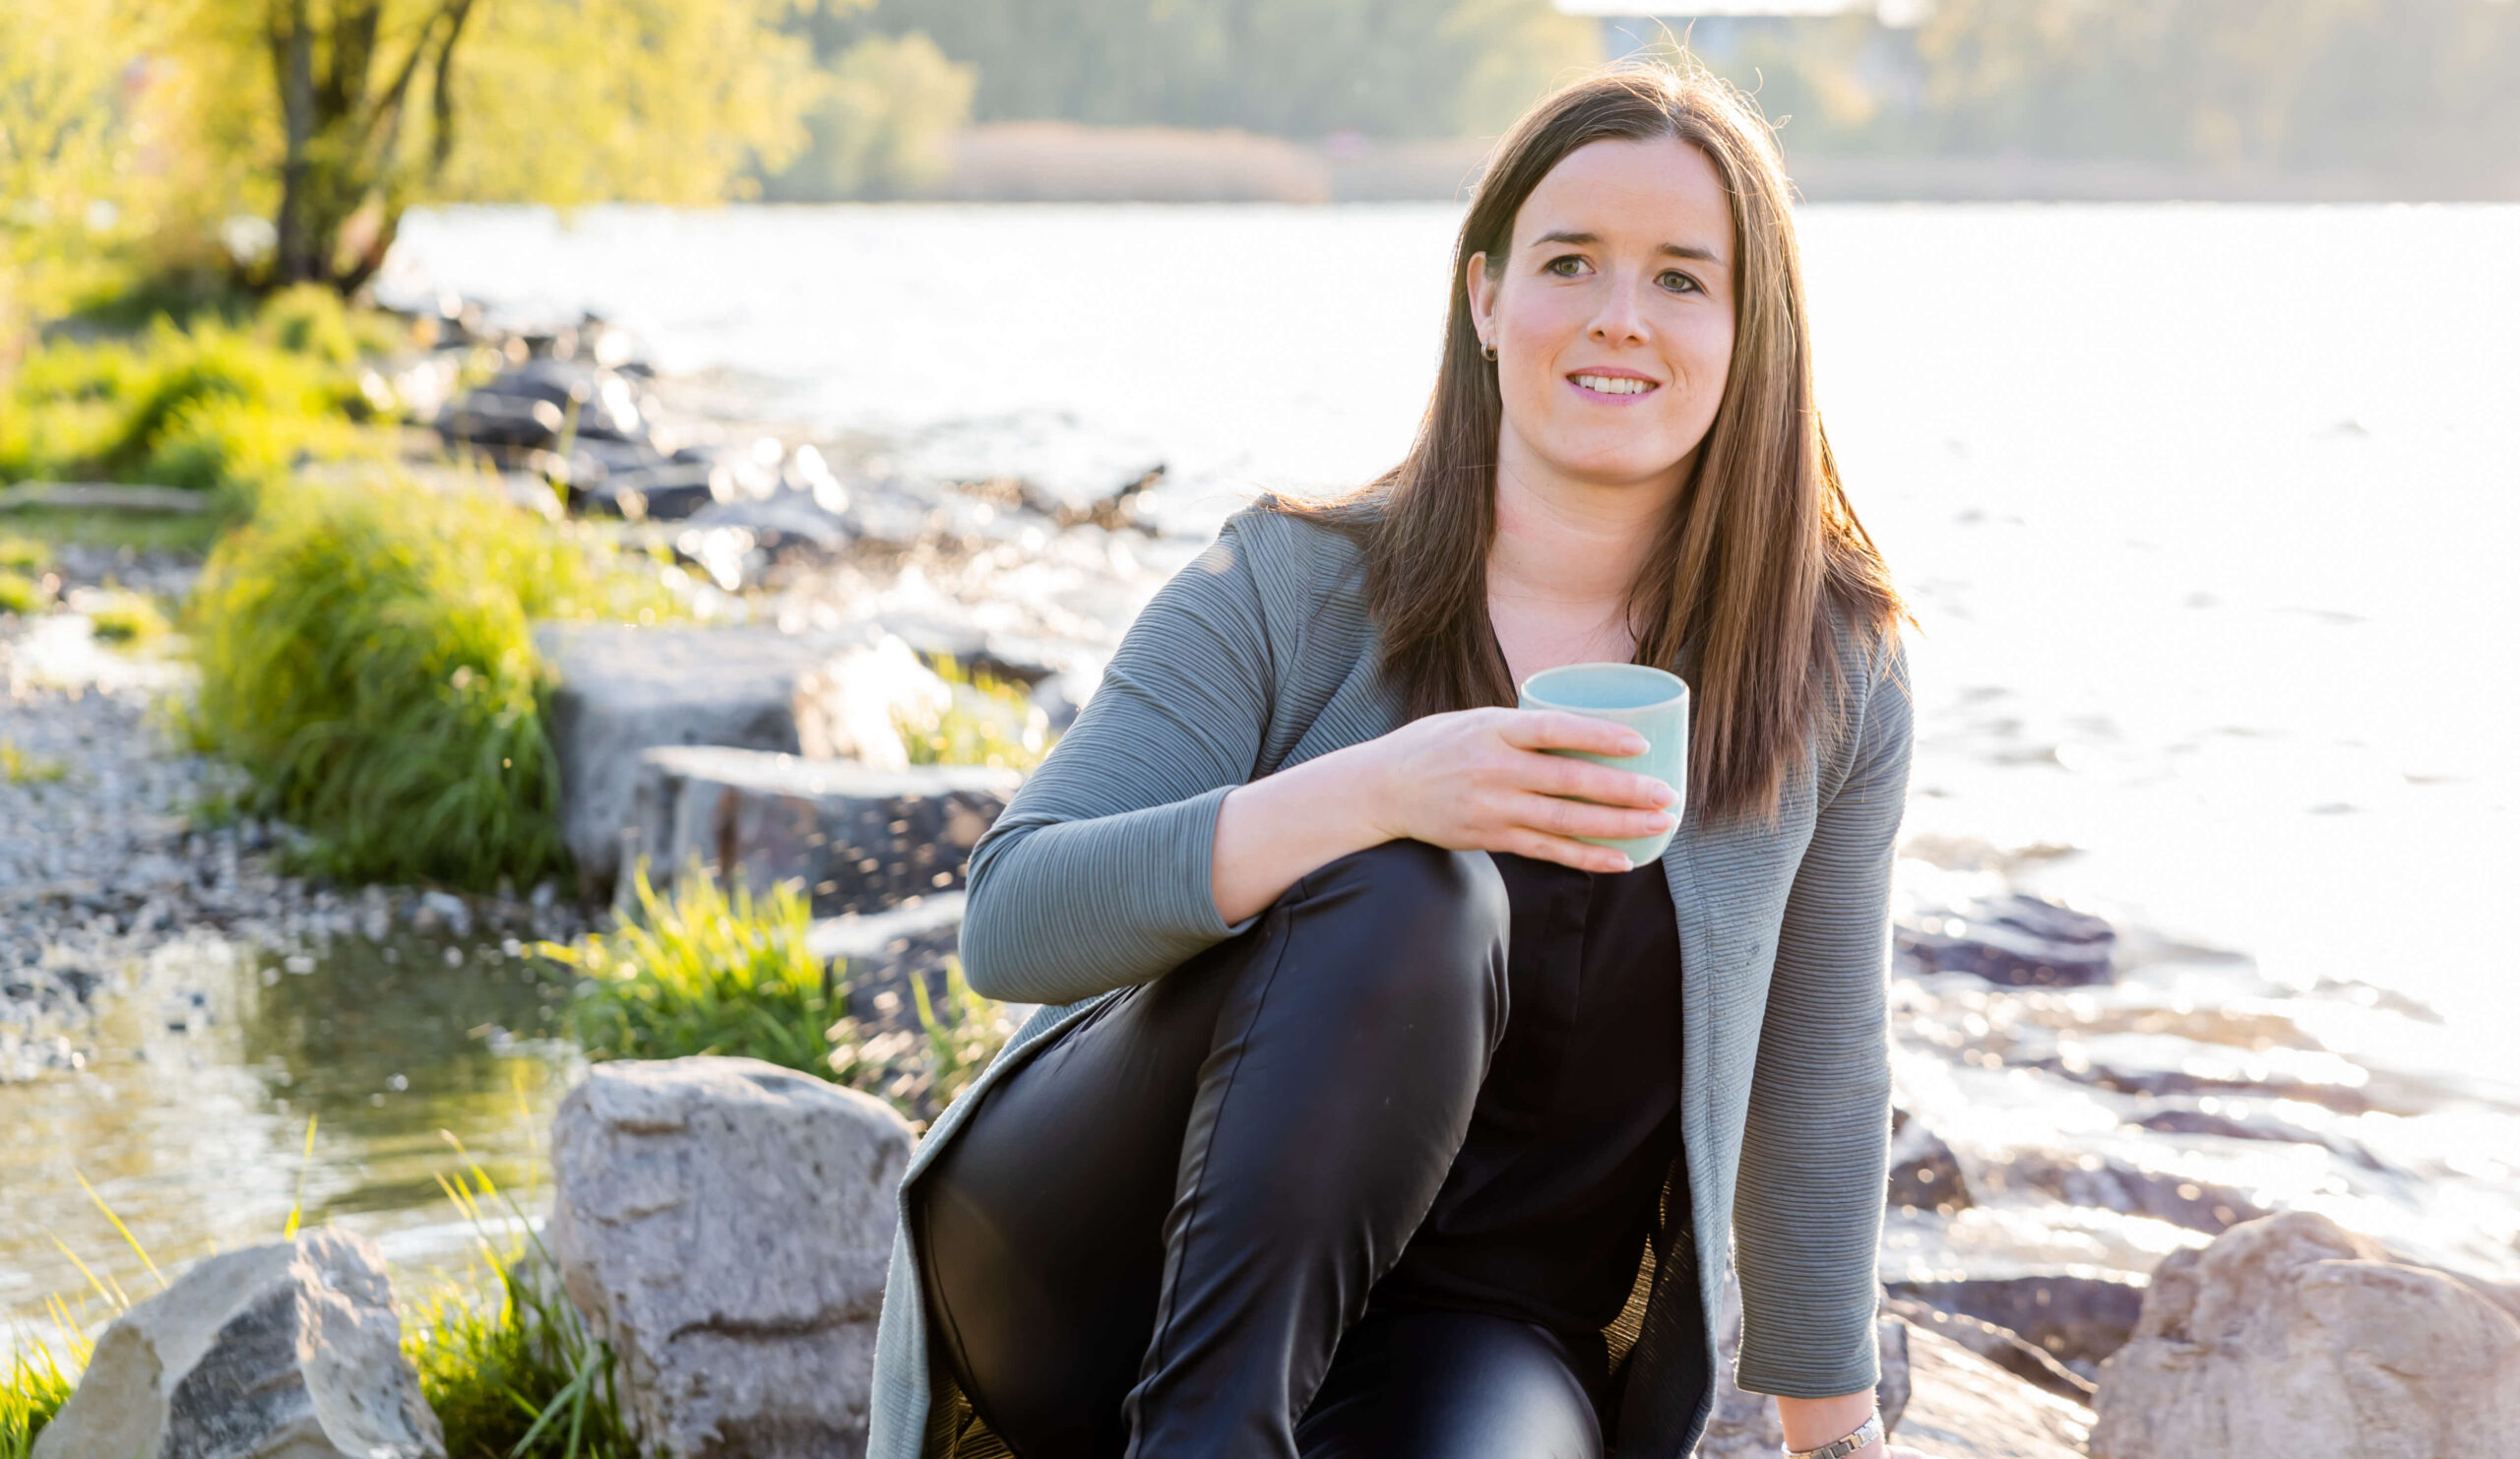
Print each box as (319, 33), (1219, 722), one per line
(1776, 1391), (1884, 1455)
(1209, 741), (1396, 924)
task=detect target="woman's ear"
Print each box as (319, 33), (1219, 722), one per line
(1466, 252), (1500, 351)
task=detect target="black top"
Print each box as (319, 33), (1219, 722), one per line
(1368, 850), (1688, 1337)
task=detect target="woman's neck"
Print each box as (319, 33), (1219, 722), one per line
(1485, 456), (1686, 683)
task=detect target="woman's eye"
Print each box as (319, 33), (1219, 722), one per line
(1659, 270), (1703, 294)
(1544, 255), (1588, 277)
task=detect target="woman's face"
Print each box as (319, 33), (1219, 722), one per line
(1468, 136), (1737, 493)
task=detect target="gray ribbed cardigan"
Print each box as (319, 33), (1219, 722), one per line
(865, 504), (1913, 1459)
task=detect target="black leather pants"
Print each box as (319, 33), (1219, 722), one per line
(917, 841), (1611, 1459)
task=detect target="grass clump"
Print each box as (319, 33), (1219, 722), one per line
(547, 864), (841, 1077)
(0, 1314), (80, 1459)
(1, 740), (69, 785)
(187, 473), (673, 890)
(0, 290), (400, 497)
(0, 572), (44, 617)
(87, 591), (167, 642)
(544, 862), (1014, 1125)
(896, 657), (1052, 773)
(409, 1151), (638, 1459)
(0, 538), (45, 570)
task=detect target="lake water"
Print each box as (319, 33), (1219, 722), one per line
(8, 200), (2513, 1351)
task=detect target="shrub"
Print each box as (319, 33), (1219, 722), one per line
(187, 473), (672, 889)
(0, 299), (391, 493)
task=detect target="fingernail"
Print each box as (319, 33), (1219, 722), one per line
(1618, 734), (1648, 754)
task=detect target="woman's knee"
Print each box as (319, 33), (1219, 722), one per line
(1282, 840), (1509, 1020)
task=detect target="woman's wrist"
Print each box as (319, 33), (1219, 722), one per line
(1775, 1392), (1881, 1455)
(1210, 742), (1397, 924)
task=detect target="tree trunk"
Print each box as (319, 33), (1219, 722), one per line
(261, 0), (469, 294)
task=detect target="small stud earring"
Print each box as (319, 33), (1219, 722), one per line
(1480, 340), (1497, 362)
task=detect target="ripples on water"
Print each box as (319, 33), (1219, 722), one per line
(9, 200), (2512, 1348)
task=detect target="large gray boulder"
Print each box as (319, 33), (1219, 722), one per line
(536, 623), (841, 894)
(622, 745), (1018, 917)
(2090, 1210), (2520, 1459)
(548, 1056), (917, 1459)
(33, 1228), (442, 1459)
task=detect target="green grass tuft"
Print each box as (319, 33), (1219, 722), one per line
(547, 863), (841, 1077)
(410, 1148), (640, 1459)
(0, 572), (45, 617)
(0, 296), (398, 496)
(544, 860), (1014, 1125)
(0, 1317), (81, 1459)
(87, 591), (168, 642)
(0, 741), (68, 786)
(0, 538), (45, 571)
(186, 473), (673, 890)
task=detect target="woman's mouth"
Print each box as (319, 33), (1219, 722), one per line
(1568, 372), (1658, 399)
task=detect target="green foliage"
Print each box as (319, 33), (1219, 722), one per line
(548, 865), (842, 1077)
(857, 0), (1596, 139)
(0, 304), (392, 493)
(544, 862), (1014, 1124)
(760, 32), (976, 201)
(0, 539), (46, 571)
(87, 592), (169, 643)
(896, 658), (1053, 773)
(0, 574), (45, 618)
(1, 740), (70, 786)
(186, 474), (671, 890)
(409, 1156), (639, 1459)
(0, 1310), (84, 1459)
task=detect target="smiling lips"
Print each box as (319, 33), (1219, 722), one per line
(1568, 371), (1659, 399)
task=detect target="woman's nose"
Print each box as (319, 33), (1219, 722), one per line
(1587, 275), (1649, 344)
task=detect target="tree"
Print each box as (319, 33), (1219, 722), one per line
(0, 0), (156, 357)
(174, 0), (821, 294)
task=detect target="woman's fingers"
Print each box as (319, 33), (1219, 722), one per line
(1509, 790), (1675, 844)
(1503, 828), (1636, 874)
(1496, 708), (1648, 758)
(1522, 753), (1675, 809)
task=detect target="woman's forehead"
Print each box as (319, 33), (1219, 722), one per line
(1513, 137), (1733, 269)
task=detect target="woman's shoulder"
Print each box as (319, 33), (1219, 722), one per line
(1187, 493), (1375, 621)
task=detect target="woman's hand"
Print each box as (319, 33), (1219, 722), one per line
(1356, 706), (1678, 874)
(1209, 706), (1678, 924)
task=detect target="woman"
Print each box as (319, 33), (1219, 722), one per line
(866, 61), (1923, 1459)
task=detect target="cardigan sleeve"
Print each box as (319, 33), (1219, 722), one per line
(955, 512), (1280, 1005)
(1729, 628), (1914, 1397)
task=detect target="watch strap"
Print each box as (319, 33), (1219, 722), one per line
(1782, 1411), (1883, 1459)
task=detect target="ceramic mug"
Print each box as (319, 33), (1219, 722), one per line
(1516, 662), (1690, 868)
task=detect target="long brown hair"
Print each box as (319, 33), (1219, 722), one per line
(1281, 59), (1905, 824)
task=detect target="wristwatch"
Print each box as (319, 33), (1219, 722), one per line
(1782, 1411), (1883, 1459)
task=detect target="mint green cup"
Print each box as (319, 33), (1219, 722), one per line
(1516, 663), (1690, 868)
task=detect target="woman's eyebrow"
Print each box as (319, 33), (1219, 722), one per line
(1530, 228), (1726, 266)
